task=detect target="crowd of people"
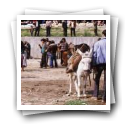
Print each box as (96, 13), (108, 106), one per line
(21, 37), (75, 70)
(29, 20), (77, 37)
(21, 20), (106, 37)
(38, 37), (74, 68)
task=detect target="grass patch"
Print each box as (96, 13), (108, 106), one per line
(65, 100), (87, 105)
(21, 26), (105, 37)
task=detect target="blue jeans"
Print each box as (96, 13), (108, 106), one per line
(50, 53), (57, 68)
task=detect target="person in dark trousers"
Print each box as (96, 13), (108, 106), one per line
(70, 20), (76, 36)
(21, 41), (27, 71)
(27, 42), (31, 59)
(45, 38), (49, 66)
(24, 41), (31, 59)
(58, 38), (68, 66)
(93, 20), (98, 36)
(47, 40), (58, 68)
(57, 42), (63, 65)
(91, 30), (106, 103)
(39, 38), (47, 68)
(34, 20), (42, 36)
(30, 25), (34, 36)
(62, 20), (68, 37)
(46, 20), (52, 37)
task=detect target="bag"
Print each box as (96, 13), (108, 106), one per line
(91, 45), (97, 68)
(91, 55), (97, 67)
(67, 52), (82, 72)
(72, 54), (82, 71)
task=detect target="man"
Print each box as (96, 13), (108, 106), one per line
(70, 20), (76, 36)
(58, 38), (68, 66)
(34, 20), (42, 36)
(24, 41), (31, 59)
(39, 38), (47, 68)
(91, 30), (106, 102)
(47, 40), (58, 68)
(21, 41), (27, 71)
(30, 25), (34, 36)
(62, 20), (68, 37)
(93, 20), (98, 36)
(45, 38), (49, 66)
(46, 20), (52, 37)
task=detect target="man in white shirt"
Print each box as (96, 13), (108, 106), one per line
(70, 20), (76, 36)
(46, 20), (52, 37)
(34, 20), (42, 36)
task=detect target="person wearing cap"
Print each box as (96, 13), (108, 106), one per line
(91, 30), (106, 103)
(39, 38), (47, 68)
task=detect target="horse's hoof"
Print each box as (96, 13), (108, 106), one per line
(66, 93), (71, 96)
(83, 94), (87, 97)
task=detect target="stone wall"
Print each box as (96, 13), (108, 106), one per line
(21, 37), (99, 58)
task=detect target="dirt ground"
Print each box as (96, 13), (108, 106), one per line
(21, 59), (105, 105)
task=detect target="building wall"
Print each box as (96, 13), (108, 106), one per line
(21, 37), (99, 58)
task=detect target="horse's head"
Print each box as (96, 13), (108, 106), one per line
(79, 48), (93, 73)
(79, 43), (90, 53)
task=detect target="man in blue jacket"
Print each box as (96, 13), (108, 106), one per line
(39, 38), (47, 68)
(92, 30), (106, 103)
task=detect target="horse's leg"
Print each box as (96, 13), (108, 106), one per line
(74, 75), (78, 94)
(89, 74), (91, 87)
(77, 74), (81, 98)
(67, 73), (72, 96)
(83, 75), (87, 97)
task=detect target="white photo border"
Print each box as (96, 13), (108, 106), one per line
(17, 15), (110, 110)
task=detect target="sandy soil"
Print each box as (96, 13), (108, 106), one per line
(21, 59), (105, 105)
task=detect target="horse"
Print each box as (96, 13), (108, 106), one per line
(76, 48), (92, 97)
(66, 43), (92, 98)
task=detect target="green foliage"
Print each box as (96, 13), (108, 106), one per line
(65, 100), (87, 105)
